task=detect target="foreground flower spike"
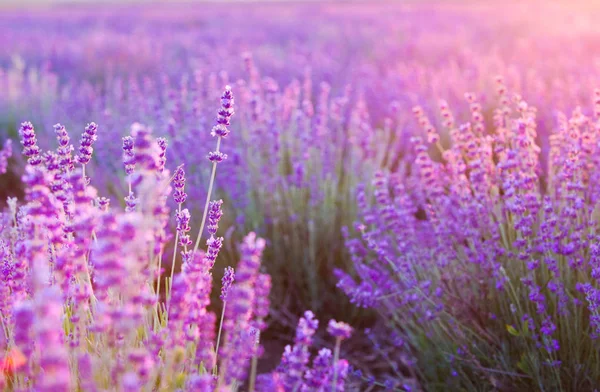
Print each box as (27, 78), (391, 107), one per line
(76, 122), (98, 165)
(215, 266), (236, 364)
(221, 266), (235, 301)
(0, 139), (12, 174)
(218, 232), (266, 387)
(176, 208), (192, 247)
(53, 123), (74, 172)
(156, 137), (167, 173)
(172, 164), (187, 204)
(18, 121), (42, 166)
(207, 199), (224, 236)
(327, 320), (353, 340)
(206, 86), (234, 163)
(277, 310), (319, 390)
(122, 135), (135, 175)
(211, 85), (235, 138)
(303, 348), (333, 390)
(193, 85), (235, 253)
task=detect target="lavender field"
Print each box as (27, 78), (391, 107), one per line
(2, 1), (600, 391)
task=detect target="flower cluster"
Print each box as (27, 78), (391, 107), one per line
(259, 311), (353, 391)
(0, 84), (345, 391)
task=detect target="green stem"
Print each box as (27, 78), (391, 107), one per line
(331, 337), (341, 392)
(166, 204), (182, 312)
(215, 301), (227, 365)
(193, 137), (221, 254)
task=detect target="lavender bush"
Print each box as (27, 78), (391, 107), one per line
(339, 83), (600, 389)
(0, 88), (352, 391)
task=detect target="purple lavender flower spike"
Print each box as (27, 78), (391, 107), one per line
(327, 320), (353, 340)
(19, 121), (42, 166)
(221, 266), (235, 301)
(76, 122), (98, 165)
(207, 199), (224, 236)
(172, 164), (187, 204)
(122, 135), (135, 175)
(54, 123), (74, 172)
(208, 151), (228, 163)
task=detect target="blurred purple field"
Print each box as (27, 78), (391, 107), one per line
(3, 1), (600, 391)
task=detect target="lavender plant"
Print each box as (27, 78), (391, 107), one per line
(0, 86), (344, 392)
(339, 83), (600, 390)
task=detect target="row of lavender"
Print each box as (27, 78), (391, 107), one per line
(0, 87), (353, 391)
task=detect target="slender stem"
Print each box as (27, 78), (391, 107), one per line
(215, 301), (227, 363)
(248, 330), (260, 392)
(193, 137), (221, 254)
(331, 337), (341, 392)
(166, 204), (182, 312)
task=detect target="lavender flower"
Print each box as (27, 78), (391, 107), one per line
(54, 123), (74, 172)
(156, 137), (167, 173)
(122, 135), (135, 175)
(172, 164), (187, 204)
(207, 199), (223, 236)
(277, 310), (319, 390)
(219, 232), (266, 387)
(176, 208), (192, 248)
(18, 122), (42, 166)
(211, 85), (235, 137)
(303, 348), (333, 391)
(208, 150), (228, 163)
(76, 122), (98, 165)
(220, 266), (235, 301)
(327, 320), (353, 340)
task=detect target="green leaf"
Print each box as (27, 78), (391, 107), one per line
(517, 352), (529, 373)
(506, 324), (520, 336)
(522, 321), (529, 337)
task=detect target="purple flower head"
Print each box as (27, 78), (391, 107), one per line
(296, 310), (319, 345)
(176, 208), (192, 247)
(275, 310), (319, 390)
(208, 151), (228, 163)
(156, 137), (167, 173)
(327, 320), (353, 340)
(76, 122), (98, 165)
(53, 124), (74, 172)
(204, 235), (223, 269)
(122, 135), (135, 175)
(303, 348), (333, 390)
(207, 199), (223, 236)
(125, 191), (138, 213)
(210, 85), (235, 138)
(130, 123), (160, 172)
(97, 196), (110, 211)
(221, 266), (235, 301)
(220, 233), (266, 386)
(19, 121), (42, 166)
(172, 164), (186, 204)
